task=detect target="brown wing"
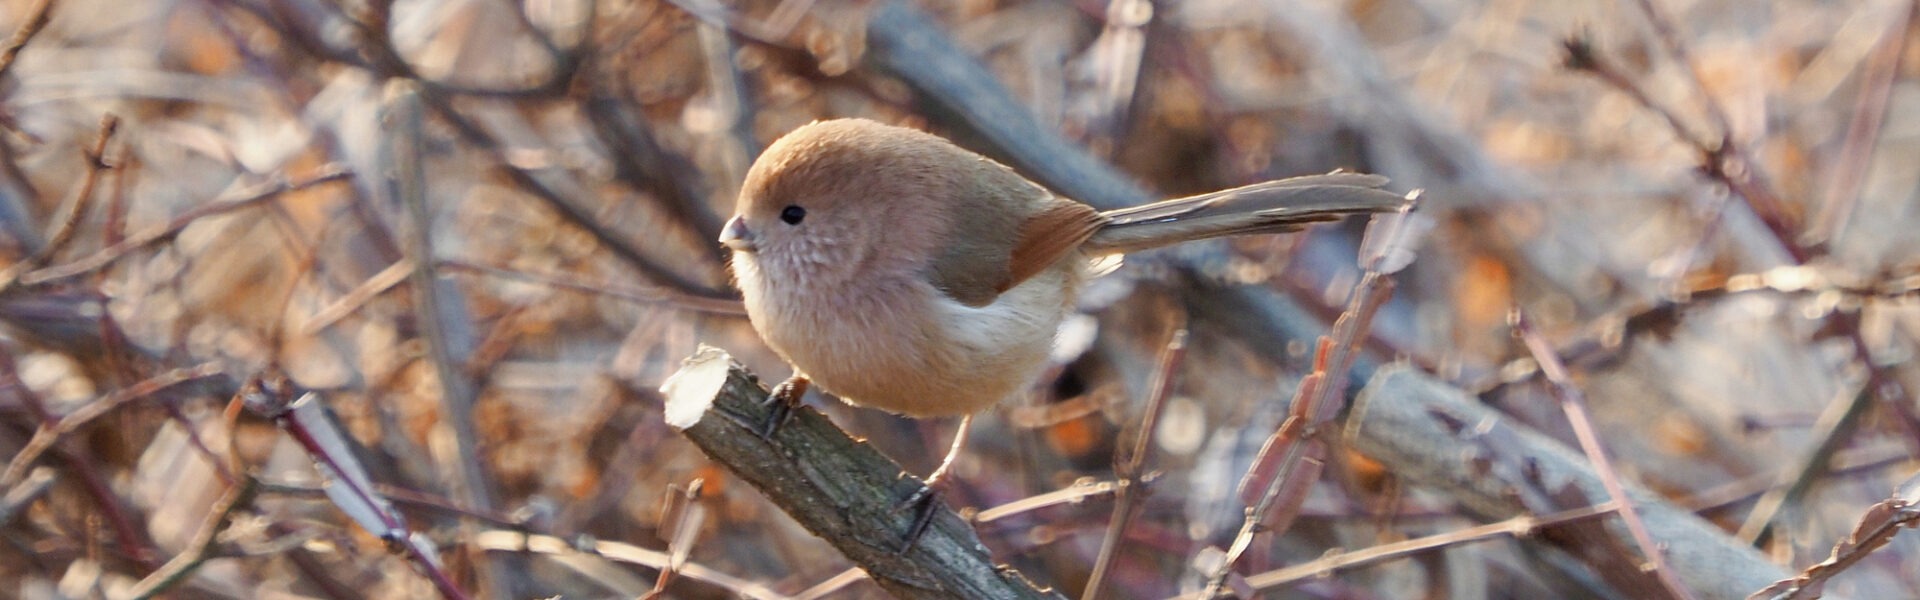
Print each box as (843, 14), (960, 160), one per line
(925, 162), (1040, 307)
(1003, 199), (1105, 293)
(926, 153), (1107, 306)
(926, 193), (1104, 307)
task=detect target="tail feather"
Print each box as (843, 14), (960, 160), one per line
(1082, 173), (1407, 255)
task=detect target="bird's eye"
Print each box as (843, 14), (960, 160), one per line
(779, 205), (806, 225)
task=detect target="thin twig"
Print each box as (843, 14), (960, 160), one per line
(1805, 2), (1916, 248)
(0, 466), (54, 525)
(0, 0), (55, 77)
(1171, 503), (1621, 598)
(472, 530), (795, 600)
(0, 114), (118, 292)
(19, 165), (353, 285)
(1736, 380), (1879, 543)
(1750, 469), (1920, 599)
(1203, 274), (1398, 596)
(1515, 309), (1697, 600)
(0, 361), (224, 487)
(643, 479), (707, 599)
(385, 81), (500, 600)
(124, 477), (261, 600)
(1084, 327), (1186, 600)
(438, 259), (745, 315)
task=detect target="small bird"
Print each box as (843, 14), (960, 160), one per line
(721, 118), (1407, 424)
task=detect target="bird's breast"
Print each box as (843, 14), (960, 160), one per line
(745, 263), (1077, 418)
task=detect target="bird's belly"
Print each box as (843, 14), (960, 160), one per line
(761, 270), (1072, 418)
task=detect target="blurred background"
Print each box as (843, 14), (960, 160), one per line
(0, 0), (1916, 598)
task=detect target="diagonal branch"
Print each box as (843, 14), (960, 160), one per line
(660, 346), (1065, 600)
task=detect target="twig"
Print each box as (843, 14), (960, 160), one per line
(0, 114), (117, 292)
(1515, 309), (1697, 600)
(1735, 380), (1878, 543)
(1750, 468), (1920, 599)
(1343, 365), (1792, 598)
(1804, 2), (1916, 249)
(438, 259), (746, 315)
(1682, 443), (1909, 515)
(1083, 327), (1187, 600)
(792, 567), (870, 600)
(864, 0), (1152, 210)
(123, 477), (261, 600)
(971, 478), (1122, 524)
(1170, 503), (1620, 598)
(256, 481), (524, 528)
(1623, 0), (1801, 260)
(0, 466), (54, 525)
(384, 81), (500, 599)
(659, 346), (1065, 599)
(1202, 206), (1420, 597)
(643, 479), (708, 599)
(0, 362), (224, 487)
(472, 530), (794, 600)
(19, 165), (353, 285)
(241, 375), (471, 600)
(299, 259), (413, 335)
(0, 0), (54, 78)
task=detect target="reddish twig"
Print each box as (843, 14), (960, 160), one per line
(1202, 205), (1421, 596)
(0, 361), (224, 487)
(1750, 469), (1920, 599)
(0, 0), (55, 77)
(1083, 327), (1187, 600)
(1515, 309), (1697, 600)
(1565, 14), (1920, 533)
(240, 374), (471, 600)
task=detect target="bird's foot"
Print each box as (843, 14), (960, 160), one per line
(757, 374), (810, 440)
(891, 474), (947, 555)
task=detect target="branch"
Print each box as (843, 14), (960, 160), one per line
(1343, 365), (1792, 599)
(123, 477), (261, 600)
(1751, 468), (1920, 599)
(660, 346), (1065, 600)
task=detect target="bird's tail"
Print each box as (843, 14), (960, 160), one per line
(1081, 173), (1409, 255)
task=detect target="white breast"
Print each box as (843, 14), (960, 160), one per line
(735, 250), (1078, 417)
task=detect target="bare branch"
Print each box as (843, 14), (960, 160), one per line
(660, 346), (1066, 600)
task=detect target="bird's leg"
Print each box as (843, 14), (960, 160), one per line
(758, 373), (810, 440)
(893, 414), (973, 554)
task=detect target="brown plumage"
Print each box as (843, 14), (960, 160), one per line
(721, 118), (1407, 417)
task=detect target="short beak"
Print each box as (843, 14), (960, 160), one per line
(719, 215), (756, 252)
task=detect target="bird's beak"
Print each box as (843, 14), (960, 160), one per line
(719, 215), (756, 252)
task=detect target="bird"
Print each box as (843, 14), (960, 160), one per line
(719, 117), (1408, 426)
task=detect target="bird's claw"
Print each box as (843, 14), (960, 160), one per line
(758, 375), (810, 440)
(891, 478), (944, 555)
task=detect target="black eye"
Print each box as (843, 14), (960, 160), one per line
(779, 205), (806, 225)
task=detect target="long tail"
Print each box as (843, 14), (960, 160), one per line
(1081, 173), (1408, 255)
